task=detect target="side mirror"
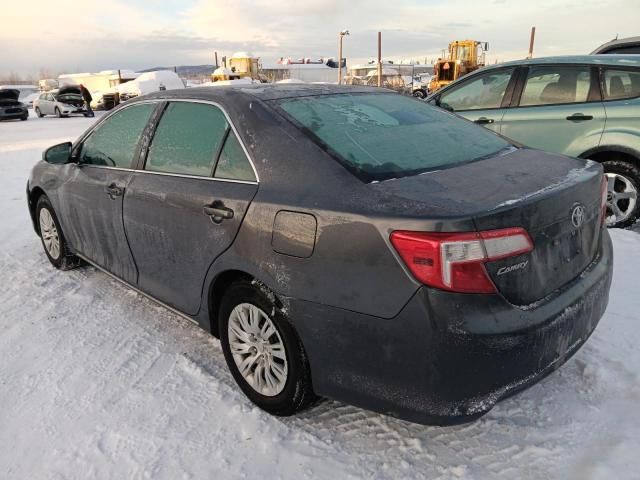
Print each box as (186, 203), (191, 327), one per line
(43, 142), (72, 164)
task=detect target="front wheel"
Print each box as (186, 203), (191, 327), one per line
(601, 159), (640, 228)
(413, 89), (427, 99)
(219, 281), (316, 416)
(36, 195), (81, 270)
(55, 107), (63, 118)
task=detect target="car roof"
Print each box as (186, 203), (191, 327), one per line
(483, 54), (640, 69)
(137, 84), (390, 103)
(592, 36), (640, 54)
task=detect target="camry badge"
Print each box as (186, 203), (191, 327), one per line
(571, 204), (585, 228)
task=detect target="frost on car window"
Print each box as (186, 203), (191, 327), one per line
(215, 131), (256, 182)
(280, 93), (511, 182)
(80, 103), (154, 167)
(146, 102), (228, 177)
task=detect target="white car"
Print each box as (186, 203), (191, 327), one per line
(33, 86), (87, 118)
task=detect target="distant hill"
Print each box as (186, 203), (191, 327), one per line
(138, 65), (215, 76)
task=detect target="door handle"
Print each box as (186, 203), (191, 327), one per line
(474, 117), (495, 124)
(203, 202), (234, 224)
(105, 183), (123, 199)
(566, 114), (593, 121)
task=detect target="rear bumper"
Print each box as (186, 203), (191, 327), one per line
(287, 229), (613, 425)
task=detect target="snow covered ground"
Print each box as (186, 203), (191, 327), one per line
(0, 112), (639, 480)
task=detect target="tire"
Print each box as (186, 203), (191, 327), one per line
(600, 159), (640, 228)
(219, 280), (316, 416)
(55, 107), (63, 118)
(35, 107), (44, 118)
(35, 195), (82, 270)
(413, 89), (427, 99)
(21, 114), (28, 121)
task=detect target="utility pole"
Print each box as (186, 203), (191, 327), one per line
(527, 26), (536, 59)
(214, 51), (219, 68)
(377, 31), (382, 88)
(338, 30), (349, 84)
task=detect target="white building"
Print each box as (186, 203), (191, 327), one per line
(261, 59), (346, 84)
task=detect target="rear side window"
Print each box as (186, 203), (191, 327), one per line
(79, 103), (154, 167)
(279, 93), (511, 182)
(520, 66), (591, 106)
(603, 69), (640, 100)
(146, 102), (228, 176)
(439, 68), (515, 111)
(214, 131), (256, 182)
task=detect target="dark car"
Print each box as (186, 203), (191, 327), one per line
(592, 36), (640, 54)
(0, 89), (29, 121)
(27, 85), (613, 425)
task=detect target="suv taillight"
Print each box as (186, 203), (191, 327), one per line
(390, 228), (534, 294)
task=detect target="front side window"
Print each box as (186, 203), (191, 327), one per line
(79, 103), (155, 167)
(214, 131), (256, 182)
(438, 68), (515, 111)
(603, 68), (640, 100)
(520, 66), (591, 106)
(145, 102), (228, 176)
(279, 93), (511, 182)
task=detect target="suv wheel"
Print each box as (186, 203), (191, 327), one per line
(219, 281), (316, 416)
(36, 195), (82, 270)
(601, 159), (640, 228)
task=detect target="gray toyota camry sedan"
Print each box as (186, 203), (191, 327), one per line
(27, 85), (613, 425)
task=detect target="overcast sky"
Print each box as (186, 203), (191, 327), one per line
(2, 0), (639, 77)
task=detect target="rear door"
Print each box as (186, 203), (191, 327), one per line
(500, 64), (606, 156)
(41, 93), (53, 114)
(57, 102), (157, 283)
(123, 101), (258, 315)
(430, 67), (517, 133)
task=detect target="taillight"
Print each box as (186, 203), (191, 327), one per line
(390, 228), (533, 294)
(601, 175), (608, 226)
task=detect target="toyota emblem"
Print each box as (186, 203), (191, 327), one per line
(571, 204), (585, 228)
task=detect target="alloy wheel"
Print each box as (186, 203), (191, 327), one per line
(227, 303), (288, 397)
(39, 208), (60, 259)
(605, 172), (638, 226)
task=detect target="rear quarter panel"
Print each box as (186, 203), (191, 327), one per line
(600, 97), (640, 153)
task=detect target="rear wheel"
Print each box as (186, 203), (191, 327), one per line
(219, 281), (316, 416)
(35, 107), (44, 118)
(36, 195), (81, 270)
(601, 159), (640, 228)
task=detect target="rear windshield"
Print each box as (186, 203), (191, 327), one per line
(279, 93), (511, 182)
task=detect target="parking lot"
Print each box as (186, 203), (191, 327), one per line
(0, 111), (637, 479)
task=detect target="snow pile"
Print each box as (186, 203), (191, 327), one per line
(276, 78), (306, 84)
(0, 114), (639, 478)
(117, 71), (185, 96)
(193, 78), (255, 87)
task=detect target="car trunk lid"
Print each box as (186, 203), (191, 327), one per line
(372, 148), (604, 305)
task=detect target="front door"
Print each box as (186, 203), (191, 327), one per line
(499, 65), (606, 157)
(432, 67), (517, 134)
(57, 102), (156, 284)
(123, 101), (259, 315)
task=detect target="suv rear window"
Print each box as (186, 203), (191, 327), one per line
(603, 69), (640, 100)
(279, 93), (511, 182)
